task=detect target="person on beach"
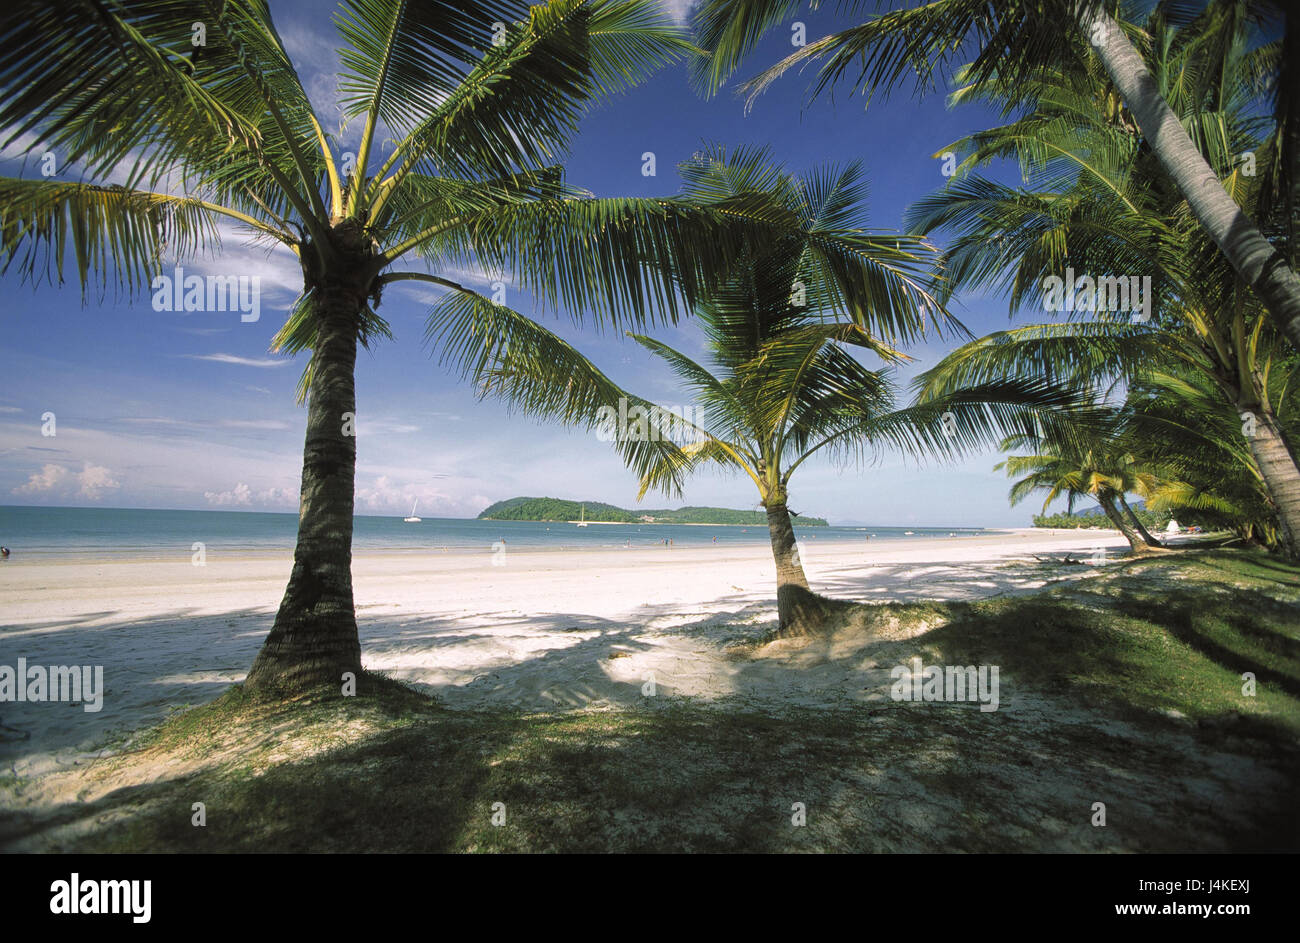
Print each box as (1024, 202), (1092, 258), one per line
(0, 546), (9, 559)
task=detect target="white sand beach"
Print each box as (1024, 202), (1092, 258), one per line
(0, 528), (1139, 777)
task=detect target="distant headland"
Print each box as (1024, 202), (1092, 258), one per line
(476, 497), (829, 527)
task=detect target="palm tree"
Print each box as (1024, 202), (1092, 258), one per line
(998, 427), (1163, 553)
(436, 147), (1094, 634)
(904, 5), (1300, 555)
(1123, 366), (1293, 546)
(690, 0), (1300, 354)
(0, 0), (765, 694)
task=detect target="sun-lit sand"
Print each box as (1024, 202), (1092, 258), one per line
(1, 528), (1142, 776)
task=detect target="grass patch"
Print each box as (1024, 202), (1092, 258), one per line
(921, 548), (1300, 742)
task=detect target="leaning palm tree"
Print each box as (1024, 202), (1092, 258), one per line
(437, 148), (1096, 634)
(691, 0), (1300, 354)
(1123, 365), (1293, 546)
(906, 4), (1300, 554)
(0, 0), (764, 694)
(998, 428), (1163, 553)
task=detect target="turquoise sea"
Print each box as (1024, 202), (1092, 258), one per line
(0, 505), (990, 560)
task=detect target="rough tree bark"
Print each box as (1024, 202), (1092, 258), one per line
(1098, 491), (1148, 553)
(1080, 4), (1300, 352)
(765, 501), (833, 636)
(1243, 406), (1300, 558)
(1118, 493), (1162, 547)
(245, 252), (367, 694)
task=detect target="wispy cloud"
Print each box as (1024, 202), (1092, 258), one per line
(219, 419), (291, 430)
(657, 0), (698, 24)
(182, 354), (294, 368)
(203, 482), (297, 507)
(121, 416), (290, 431)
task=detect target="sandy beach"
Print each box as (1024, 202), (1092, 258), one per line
(0, 528), (1137, 776)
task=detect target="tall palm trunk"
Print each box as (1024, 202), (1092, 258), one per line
(764, 501), (829, 636)
(1098, 491), (1147, 553)
(1080, 6), (1300, 351)
(1244, 407), (1300, 558)
(245, 278), (364, 694)
(1118, 493), (1161, 547)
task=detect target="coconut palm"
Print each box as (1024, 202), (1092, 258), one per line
(998, 423), (1163, 553)
(690, 0), (1300, 354)
(437, 147), (1097, 634)
(904, 5), (1300, 555)
(0, 0), (773, 694)
(1123, 366), (1293, 546)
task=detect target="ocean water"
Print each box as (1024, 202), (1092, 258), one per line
(0, 505), (990, 561)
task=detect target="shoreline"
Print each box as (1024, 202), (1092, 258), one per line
(0, 528), (1145, 775)
(0, 527), (1108, 566)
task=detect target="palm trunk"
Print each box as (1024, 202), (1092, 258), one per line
(1118, 494), (1161, 547)
(245, 282), (363, 694)
(765, 501), (830, 636)
(1080, 6), (1300, 351)
(1098, 492), (1146, 553)
(1244, 407), (1300, 558)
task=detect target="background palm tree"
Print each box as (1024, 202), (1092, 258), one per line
(1123, 365), (1294, 546)
(997, 414), (1164, 553)
(904, 3), (1300, 554)
(0, 0), (767, 694)
(438, 147), (1096, 634)
(690, 0), (1300, 354)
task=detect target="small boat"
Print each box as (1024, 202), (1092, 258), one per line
(404, 500), (421, 523)
(576, 504), (588, 527)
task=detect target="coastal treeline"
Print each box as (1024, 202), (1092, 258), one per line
(478, 496), (828, 526)
(1034, 509), (1172, 532)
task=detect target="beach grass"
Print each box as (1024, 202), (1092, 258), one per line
(2, 547), (1296, 853)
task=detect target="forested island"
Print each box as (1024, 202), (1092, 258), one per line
(477, 496), (829, 526)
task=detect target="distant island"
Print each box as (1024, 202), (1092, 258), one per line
(477, 496), (829, 527)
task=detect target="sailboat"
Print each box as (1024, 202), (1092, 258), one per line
(576, 503), (588, 527)
(404, 500), (421, 523)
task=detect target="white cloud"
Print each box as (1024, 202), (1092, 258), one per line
(77, 463), (120, 499)
(165, 222), (303, 295)
(182, 354), (294, 368)
(204, 482), (253, 506)
(14, 463), (69, 494)
(657, 0), (698, 24)
(219, 419), (291, 430)
(0, 406), (21, 413)
(203, 482), (297, 507)
(13, 461), (120, 499)
(353, 474), (472, 516)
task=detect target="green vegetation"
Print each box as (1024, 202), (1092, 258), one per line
(477, 495), (828, 526)
(4, 548), (1294, 853)
(1033, 507), (1172, 531)
(0, 1), (852, 693)
(462, 147), (1074, 633)
(904, 3), (1300, 558)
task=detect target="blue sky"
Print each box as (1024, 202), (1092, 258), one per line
(0, 0), (1056, 527)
